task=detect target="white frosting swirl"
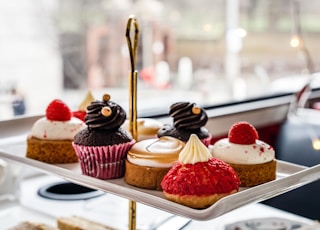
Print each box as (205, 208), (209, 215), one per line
(179, 134), (211, 164)
(31, 117), (86, 140)
(211, 138), (275, 165)
(127, 136), (184, 168)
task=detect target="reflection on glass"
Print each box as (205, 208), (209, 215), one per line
(0, 0), (320, 120)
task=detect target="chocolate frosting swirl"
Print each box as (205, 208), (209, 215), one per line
(169, 102), (208, 130)
(85, 94), (126, 131)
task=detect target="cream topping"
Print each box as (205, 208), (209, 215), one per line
(179, 134), (211, 164)
(211, 138), (275, 165)
(78, 91), (95, 111)
(31, 117), (86, 140)
(127, 136), (185, 168)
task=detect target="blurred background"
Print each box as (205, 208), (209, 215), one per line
(0, 0), (319, 119)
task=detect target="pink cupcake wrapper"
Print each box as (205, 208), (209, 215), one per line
(72, 140), (135, 179)
(80, 158), (124, 179)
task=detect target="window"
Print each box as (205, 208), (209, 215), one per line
(0, 0), (319, 119)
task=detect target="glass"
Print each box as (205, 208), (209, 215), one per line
(0, 0), (319, 120)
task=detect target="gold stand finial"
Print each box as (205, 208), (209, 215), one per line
(126, 14), (139, 141)
(126, 15), (139, 230)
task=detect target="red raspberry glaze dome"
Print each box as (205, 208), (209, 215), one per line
(161, 158), (240, 196)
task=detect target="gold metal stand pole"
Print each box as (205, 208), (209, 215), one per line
(128, 71), (138, 140)
(128, 199), (137, 230)
(128, 71), (138, 230)
(126, 15), (139, 230)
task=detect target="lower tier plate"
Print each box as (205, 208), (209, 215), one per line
(0, 139), (319, 221)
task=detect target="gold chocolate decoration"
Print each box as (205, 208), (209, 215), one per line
(101, 106), (112, 117)
(192, 105), (201, 115)
(103, 94), (110, 102)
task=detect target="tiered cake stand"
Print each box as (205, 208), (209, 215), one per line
(0, 15), (320, 230)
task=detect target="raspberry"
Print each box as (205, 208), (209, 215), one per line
(72, 110), (86, 121)
(228, 121), (258, 144)
(161, 158), (240, 195)
(46, 99), (72, 121)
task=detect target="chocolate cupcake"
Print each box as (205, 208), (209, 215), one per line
(157, 102), (211, 146)
(73, 94), (135, 179)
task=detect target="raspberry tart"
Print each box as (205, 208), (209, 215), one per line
(26, 99), (86, 163)
(211, 121), (277, 187)
(161, 134), (240, 209)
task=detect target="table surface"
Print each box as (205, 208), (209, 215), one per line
(1, 175), (315, 230)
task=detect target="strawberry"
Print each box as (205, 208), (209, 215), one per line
(228, 121), (258, 144)
(46, 99), (72, 121)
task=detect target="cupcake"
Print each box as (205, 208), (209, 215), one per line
(122, 118), (163, 141)
(124, 136), (185, 190)
(26, 99), (85, 164)
(72, 94), (135, 179)
(161, 134), (240, 209)
(211, 121), (277, 187)
(157, 102), (211, 146)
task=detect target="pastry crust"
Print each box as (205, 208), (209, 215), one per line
(228, 159), (277, 187)
(57, 216), (115, 230)
(124, 160), (170, 190)
(26, 136), (78, 164)
(163, 190), (238, 209)
(8, 221), (58, 230)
